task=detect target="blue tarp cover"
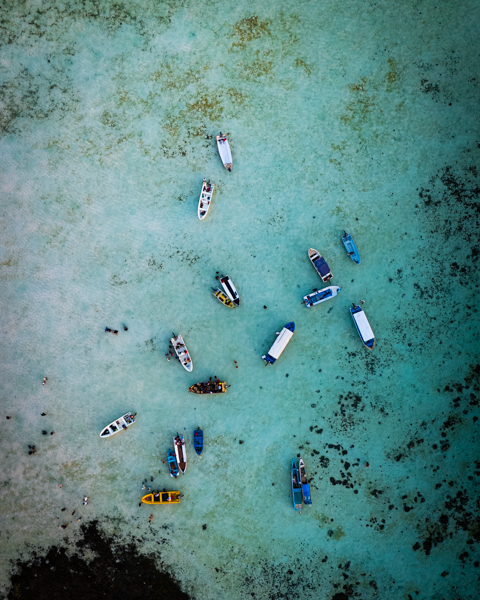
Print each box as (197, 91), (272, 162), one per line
(313, 256), (330, 277)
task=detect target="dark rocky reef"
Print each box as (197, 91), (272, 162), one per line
(7, 520), (190, 600)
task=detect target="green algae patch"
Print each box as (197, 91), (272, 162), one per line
(7, 520), (190, 600)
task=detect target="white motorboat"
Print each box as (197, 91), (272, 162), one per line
(198, 178), (215, 220)
(100, 412), (135, 438)
(173, 433), (187, 473)
(170, 334), (193, 371)
(219, 274), (240, 306)
(216, 133), (232, 172)
(350, 304), (375, 350)
(262, 322), (295, 365)
(304, 286), (341, 307)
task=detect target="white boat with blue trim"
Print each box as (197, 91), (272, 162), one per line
(304, 285), (341, 307)
(308, 248), (333, 283)
(350, 303), (375, 350)
(262, 322), (295, 365)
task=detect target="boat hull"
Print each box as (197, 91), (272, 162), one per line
(212, 288), (235, 308)
(262, 322), (295, 365)
(198, 179), (214, 220)
(299, 458), (312, 505)
(350, 305), (375, 350)
(304, 285), (341, 307)
(291, 459), (302, 511)
(174, 434), (187, 473)
(142, 492), (180, 504)
(341, 232), (361, 264)
(308, 248), (333, 283)
(100, 412), (135, 438)
(220, 275), (240, 306)
(216, 135), (232, 171)
(194, 428), (203, 455)
(189, 381), (227, 394)
(167, 448), (179, 478)
(170, 334), (193, 371)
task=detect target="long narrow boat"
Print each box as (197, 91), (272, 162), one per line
(341, 231), (361, 265)
(304, 285), (341, 308)
(167, 449), (179, 478)
(350, 303), (375, 350)
(198, 178), (215, 220)
(292, 459), (303, 511)
(170, 334), (193, 372)
(219, 274), (240, 306)
(262, 322), (295, 365)
(299, 458), (312, 505)
(308, 248), (333, 283)
(194, 428), (203, 455)
(141, 491), (180, 504)
(212, 287), (235, 308)
(216, 133), (232, 172)
(100, 412), (135, 438)
(189, 380), (228, 394)
(174, 433), (187, 473)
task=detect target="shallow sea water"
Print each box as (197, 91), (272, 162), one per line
(1, 0), (479, 598)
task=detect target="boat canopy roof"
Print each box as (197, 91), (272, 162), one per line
(268, 326), (294, 359)
(313, 256), (331, 277)
(353, 310), (374, 342)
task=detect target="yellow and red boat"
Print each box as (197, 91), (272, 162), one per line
(188, 380), (228, 394)
(141, 491), (181, 505)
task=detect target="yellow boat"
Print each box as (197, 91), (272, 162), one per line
(212, 287), (235, 308)
(189, 380), (228, 394)
(141, 491), (181, 505)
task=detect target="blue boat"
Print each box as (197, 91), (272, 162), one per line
(299, 458), (312, 505)
(291, 459), (303, 511)
(350, 303), (375, 350)
(262, 322), (295, 365)
(341, 231), (361, 265)
(194, 428), (203, 455)
(167, 449), (179, 478)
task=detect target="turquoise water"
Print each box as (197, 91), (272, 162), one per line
(1, 1), (479, 598)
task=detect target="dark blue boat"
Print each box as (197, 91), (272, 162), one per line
(167, 448), (179, 478)
(194, 428), (203, 455)
(291, 459), (302, 511)
(341, 231), (361, 265)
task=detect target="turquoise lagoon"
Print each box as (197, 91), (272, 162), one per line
(0, 0), (479, 598)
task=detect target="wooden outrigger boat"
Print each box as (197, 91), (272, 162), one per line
(303, 285), (341, 308)
(262, 322), (295, 365)
(350, 303), (375, 350)
(291, 459), (303, 511)
(219, 274), (240, 306)
(216, 132), (232, 171)
(174, 433), (187, 473)
(141, 491), (180, 504)
(100, 412), (135, 438)
(212, 287), (235, 308)
(299, 458), (312, 505)
(170, 334), (193, 372)
(189, 380), (228, 394)
(167, 448), (179, 478)
(198, 178), (215, 220)
(308, 248), (333, 283)
(341, 231), (361, 265)
(194, 428), (203, 455)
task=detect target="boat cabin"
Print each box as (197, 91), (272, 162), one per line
(351, 306), (375, 349)
(263, 322), (295, 364)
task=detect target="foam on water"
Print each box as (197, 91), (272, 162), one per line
(1, 1), (479, 598)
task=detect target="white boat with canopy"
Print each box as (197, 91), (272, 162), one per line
(198, 178), (215, 220)
(308, 248), (333, 283)
(350, 304), (375, 350)
(216, 133), (232, 171)
(220, 274), (240, 306)
(262, 322), (295, 365)
(170, 333), (193, 371)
